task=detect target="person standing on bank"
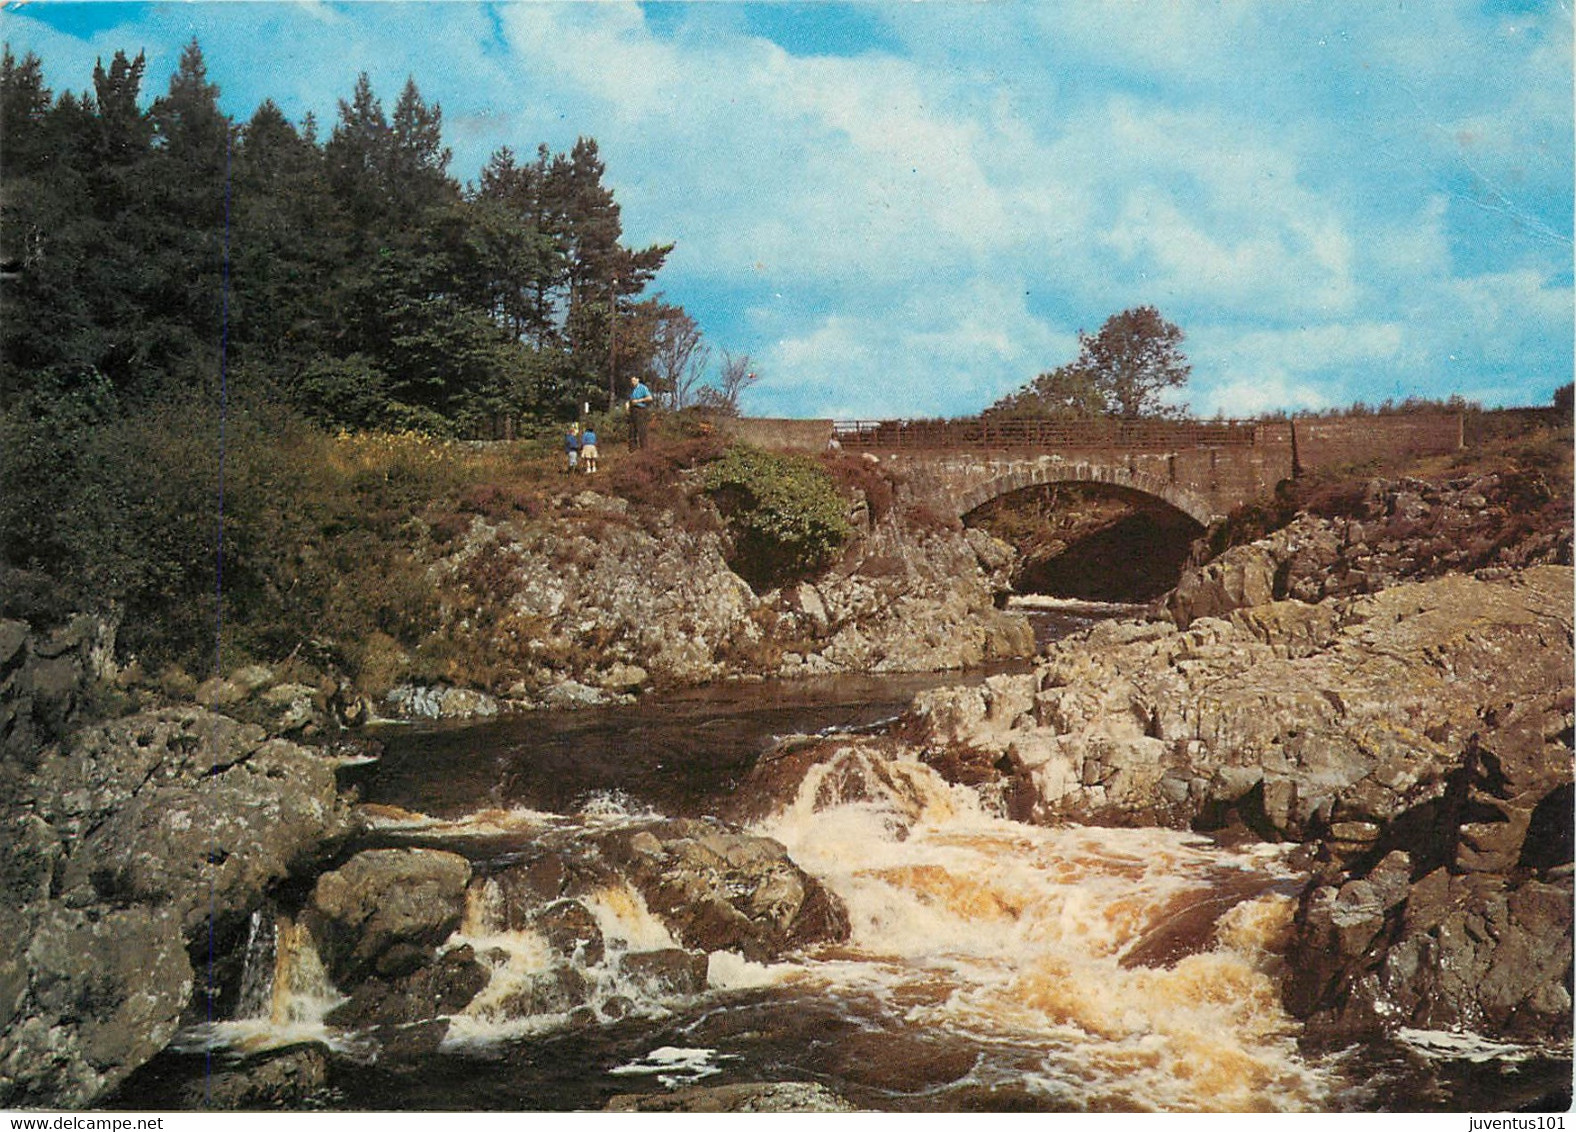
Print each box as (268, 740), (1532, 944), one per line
(580, 426), (599, 474)
(564, 423), (581, 474)
(628, 377), (654, 450)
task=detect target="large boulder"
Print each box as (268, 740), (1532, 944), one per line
(598, 818), (850, 962)
(1288, 862), (1572, 1041)
(0, 707), (351, 1108)
(305, 848), (471, 984)
(424, 510), (761, 702)
(800, 515), (1035, 674)
(1165, 542), (1277, 628)
(1, 903), (191, 1109)
(323, 943), (490, 1030)
(0, 614), (118, 770)
(54, 737), (347, 938)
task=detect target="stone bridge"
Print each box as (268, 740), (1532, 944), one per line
(721, 414), (1466, 525)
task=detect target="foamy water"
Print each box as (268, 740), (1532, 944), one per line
(173, 912), (361, 1059)
(750, 741), (1331, 1111)
(183, 741), (1336, 1109)
(445, 876), (696, 1047)
(181, 750), (1342, 1109)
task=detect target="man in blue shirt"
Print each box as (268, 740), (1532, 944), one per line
(628, 378), (654, 450)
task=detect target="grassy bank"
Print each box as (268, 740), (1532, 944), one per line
(1, 401), (872, 698)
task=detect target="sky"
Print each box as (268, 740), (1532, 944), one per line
(3, 0), (1572, 419)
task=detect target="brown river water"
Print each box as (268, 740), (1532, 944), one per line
(112, 610), (1573, 1113)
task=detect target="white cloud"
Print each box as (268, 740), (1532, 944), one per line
(1433, 268), (1574, 368)
(753, 278), (1077, 418)
(1197, 321), (1406, 400)
(2, 0), (1566, 416)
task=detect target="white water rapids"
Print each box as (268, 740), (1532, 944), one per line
(178, 736), (1345, 1111)
(744, 741), (1331, 1111)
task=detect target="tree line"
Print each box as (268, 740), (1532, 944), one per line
(0, 39), (734, 435)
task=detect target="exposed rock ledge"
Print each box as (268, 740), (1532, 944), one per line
(388, 489), (1033, 718)
(1, 708), (355, 1108)
(1168, 470), (1572, 629)
(606, 1081), (857, 1112)
(900, 566), (1574, 1043)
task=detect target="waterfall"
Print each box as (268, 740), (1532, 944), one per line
(444, 872), (697, 1048)
(233, 907), (277, 1022)
(172, 909), (348, 1056)
(266, 914), (343, 1032)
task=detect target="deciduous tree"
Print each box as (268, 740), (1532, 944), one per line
(650, 305), (709, 409)
(697, 351), (759, 416)
(985, 364), (1104, 420)
(1079, 305), (1190, 419)
(990, 306), (1190, 420)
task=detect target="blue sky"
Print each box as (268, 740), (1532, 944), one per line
(4, 1), (1571, 418)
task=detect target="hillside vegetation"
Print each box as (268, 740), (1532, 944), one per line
(1205, 412), (1572, 566)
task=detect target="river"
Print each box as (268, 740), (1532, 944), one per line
(111, 609), (1572, 1114)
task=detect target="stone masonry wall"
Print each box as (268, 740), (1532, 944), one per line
(1292, 413), (1463, 473)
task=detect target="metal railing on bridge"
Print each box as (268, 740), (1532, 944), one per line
(830, 417), (1260, 451)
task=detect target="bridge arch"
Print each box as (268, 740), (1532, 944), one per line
(952, 462), (1219, 526)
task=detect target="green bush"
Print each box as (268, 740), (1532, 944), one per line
(0, 368), (122, 620)
(702, 445), (853, 591)
(0, 390), (453, 676)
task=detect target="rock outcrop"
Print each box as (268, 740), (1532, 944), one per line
(392, 486), (1032, 717)
(1169, 471), (1573, 628)
(785, 519), (1034, 677)
(0, 614), (118, 766)
(902, 567), (1574, 1042)
(0, 707), (353, 1108)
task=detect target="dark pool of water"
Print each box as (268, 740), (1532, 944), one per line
(360, 666), (1026, 820)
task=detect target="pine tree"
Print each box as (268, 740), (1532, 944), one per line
(137, 38), (232, 394)
(90, 49), (151, 171)
(0, 47), (54, 175)
(325, 72), (391, 230)
(232, 100), (348, 385)
(388, 76), (453, 215)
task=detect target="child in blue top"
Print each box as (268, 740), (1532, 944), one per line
(564, 425), (581, 473)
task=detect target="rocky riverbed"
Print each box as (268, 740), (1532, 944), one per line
(876, 565), (1573, 1045)
(0, 465), (1570, 1111)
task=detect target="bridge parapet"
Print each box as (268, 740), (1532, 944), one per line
(894, 452), (1223, 526)
(832, 417), (1262, 451)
